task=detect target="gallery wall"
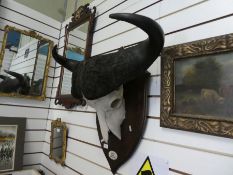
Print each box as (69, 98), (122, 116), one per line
(0, 0), (60, 174)
(42, 0), (233, 175)
(0, 0), (233, 175)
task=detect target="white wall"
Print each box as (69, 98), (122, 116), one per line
(0, 0), (60, 172)
(43, 0), (233, 175)
(1, 0), (233, 175)
(14, 0), (65, 22)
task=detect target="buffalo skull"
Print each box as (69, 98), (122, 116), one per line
(52, 13), (164, 172)
(85, 85), (125, 142)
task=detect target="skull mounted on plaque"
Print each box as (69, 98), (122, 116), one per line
(53, 10), (164, 174)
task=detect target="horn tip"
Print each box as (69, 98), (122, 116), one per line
(109, 13), (116, 18)
(109, 13), (128, 19)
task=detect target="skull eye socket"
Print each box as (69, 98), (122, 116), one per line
(111, 98), (121, 108)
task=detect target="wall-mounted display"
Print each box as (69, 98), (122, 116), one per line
(0, 25), (53, 100)
(161, 33), (233, 138)
(0, 117), (26, 173)
(53, 13), (164, 174)
(49, 118), (67, 166)
(55, 3), (96, 108)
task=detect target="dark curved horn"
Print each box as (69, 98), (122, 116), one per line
(0, 75), (7, 80)
(109, 13), (164, 68)
(4, 70), (25, 82)
(52, 45), (79, 72)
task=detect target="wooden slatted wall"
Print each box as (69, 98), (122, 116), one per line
(44, 0), (233, 174)
(0, 0), (60, 173)
(1, 0), (233, 175)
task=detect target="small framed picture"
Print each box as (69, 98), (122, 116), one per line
(0, 117), (26, 173)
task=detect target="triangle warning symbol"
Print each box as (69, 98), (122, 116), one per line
(137, 156), (155, 175)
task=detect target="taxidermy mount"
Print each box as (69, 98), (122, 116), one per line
(53, 13), (164, 173)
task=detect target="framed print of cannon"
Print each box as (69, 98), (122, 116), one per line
(161, 33), (233, 138)
(0, 25), (53, 100)
(55, 3), (96, 109)
(0, 117), (26, 173)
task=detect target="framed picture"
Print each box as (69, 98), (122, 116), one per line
(0, 117), (26, 173)
(161, 33), (233, 138)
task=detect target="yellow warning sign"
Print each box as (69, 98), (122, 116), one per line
(137, 156), (155, 175)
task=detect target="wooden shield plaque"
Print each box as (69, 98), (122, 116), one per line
(96, 72), (150, 174)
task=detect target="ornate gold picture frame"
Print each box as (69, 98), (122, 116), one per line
(161, 33), (233, 138)
(49, 118), (67, 165)
(0, 25), (53, 100)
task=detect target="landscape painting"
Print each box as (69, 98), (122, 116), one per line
(175, 52), (233, 120)
(0, 125), (17, 172)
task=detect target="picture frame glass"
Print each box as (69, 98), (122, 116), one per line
(0, 125), (17, 172)
(52, 127), (64, 160)
(174, 51), (233, 121)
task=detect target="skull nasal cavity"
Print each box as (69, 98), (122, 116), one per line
(111, 99), (121, 108)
